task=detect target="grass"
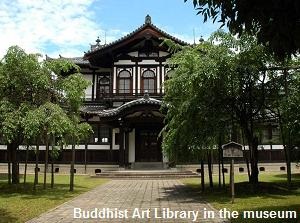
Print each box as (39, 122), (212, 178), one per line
(182, 173), (300, 223)
(0, 173), (108, 223)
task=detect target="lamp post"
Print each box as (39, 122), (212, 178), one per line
(222, 141), (243, 203)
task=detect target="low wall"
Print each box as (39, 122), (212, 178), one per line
(0, 163), (120, 175)
(176, 162), (300, 174)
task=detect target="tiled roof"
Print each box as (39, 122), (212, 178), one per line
(45, 55), (90, 66)
(80, 105), (106, 114)
(85, 15), (188, 57)
(80, 94), (161, 117)
(59, 56), (90, 65)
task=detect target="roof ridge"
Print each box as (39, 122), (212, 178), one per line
(84, 16), (188, 57)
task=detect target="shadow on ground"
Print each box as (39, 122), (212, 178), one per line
(0, 208), (18, 223)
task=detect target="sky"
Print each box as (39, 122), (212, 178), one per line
(0, 0), (223, 58)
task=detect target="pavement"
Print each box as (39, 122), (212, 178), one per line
(27, 179), (227, 223)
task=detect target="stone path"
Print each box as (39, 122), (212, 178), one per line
(27, 180), (227, 223)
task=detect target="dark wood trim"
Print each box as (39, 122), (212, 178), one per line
(110, 67), (113, 103)
(135, 62), (138, 94)
(109, 128), (113, 161)
(92, 69), (95, 101)
(159, 62), (162, 94)
(114, 65), (135, 68)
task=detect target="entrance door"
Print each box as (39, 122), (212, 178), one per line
(136, 128), (162, 162)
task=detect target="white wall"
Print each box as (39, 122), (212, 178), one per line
(112, 128), (120, 150)
(128, 129), (135, 163)
(84, 74), (93, 100)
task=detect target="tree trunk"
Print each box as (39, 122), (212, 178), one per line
(50, 137), (55, 189)
(242, 133), (251, 181)
(249, 136), (259, 187)
(7, 147), (11, 185)
(9, 142), (19, 184)
(70, 143), (75, 191)
(84, 141), (88, 174)
(207, 150), (213, 188)
(221, 148), (225, 188)
(43, 134), (49, 189)
(200, 159), (205, 192)
(51, 160), (54, 189)
(218, 146), (221, 188)
(283, 144), (292, 189)
(34, 143), (40, 190)
(23, 145), (29, 186)
(282, 68), (292, 189)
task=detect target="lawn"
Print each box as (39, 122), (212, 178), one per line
(0, 173), (108, 223)
(182, 172), (300, 223)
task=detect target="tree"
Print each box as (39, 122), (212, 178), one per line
(0, 46), (90, 188)
(185, 0), (300, 60)
(162, 31), (277, 187)
(0, 46), (51, 184)
(267, 64), (300, 188)
(60, 74), (91, 191)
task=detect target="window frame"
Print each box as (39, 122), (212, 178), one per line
(117, 70), (132, 94)
(141, 69), (156, 94)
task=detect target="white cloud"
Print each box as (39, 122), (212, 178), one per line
(0, 0), (122, 58)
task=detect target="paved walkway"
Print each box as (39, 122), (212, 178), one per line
(27, 180), (227, 223)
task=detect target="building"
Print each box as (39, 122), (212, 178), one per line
(61, 15), (187, 168)
(0, 15), (292, 173)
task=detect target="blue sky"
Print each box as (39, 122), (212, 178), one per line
(0, 0), (222, 58)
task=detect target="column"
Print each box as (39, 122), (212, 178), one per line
(119, 127), (125, 167)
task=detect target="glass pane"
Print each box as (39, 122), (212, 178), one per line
(148, 79), (155, 93)
(119, 70), (131, 78)
(100, 86), (109, 94)
(143, 78), (155, 93)
(100, 77), (109, 84)
(119, 79), (131, 93)
(143, 70), (155, 78)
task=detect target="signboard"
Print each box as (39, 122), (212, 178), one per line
(222, 141), (244, 204)
(222, 142), (243, 158)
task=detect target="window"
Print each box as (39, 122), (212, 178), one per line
(142, 70), (155, 93)
(97, 76), (110, 98)
(89, 124), (110, 144)
(89, 124), (99, 143)
(118, 70), (132, 94)
(99, 127), (110, 143)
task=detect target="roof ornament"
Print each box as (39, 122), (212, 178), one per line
(145, 14), (152, 24)
(95, 37), (101, 46)
(143, 90), (150, 100)
(199, 36), (204, 43)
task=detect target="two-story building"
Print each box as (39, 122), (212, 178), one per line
(58, 15), (187, 169)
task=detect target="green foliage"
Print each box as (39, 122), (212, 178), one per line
(185, 0), (300, 60)
(49, 146), (61, 160)
(162, 30), (276, 163)
(0, 45), (92, 147)
(280, 71), (300, 147)
(22, 102), (72, 142)
(61, 74), (90, 113)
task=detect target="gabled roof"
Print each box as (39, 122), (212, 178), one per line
(84, 15), (188, 59)
(80, 93), (161, 117)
